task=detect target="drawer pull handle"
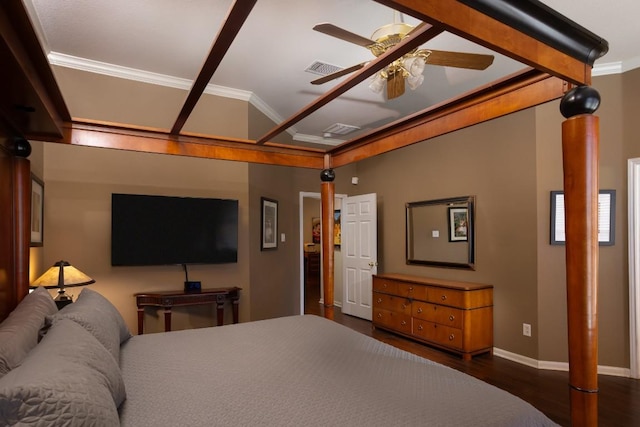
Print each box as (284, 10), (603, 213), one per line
(402, 303), (407, 309)
(441, 295), (447, 301)
(377, 298), (382, 303)
(401, 320), (407, 326)
(417, 324), (423, 331)
(449, 334), (455, 341)
(417, 307), (423, 314)
(377, 313), (382, 318)
(449, 315), (455, 321)
(383, 283), (388, 288)
(408, 287), (413, 292)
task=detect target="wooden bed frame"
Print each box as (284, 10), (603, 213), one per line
(0, 1), (608, 425)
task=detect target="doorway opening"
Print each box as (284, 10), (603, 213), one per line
(298, 192), (346, 315)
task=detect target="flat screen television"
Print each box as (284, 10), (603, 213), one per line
(111, 193), (238, 266)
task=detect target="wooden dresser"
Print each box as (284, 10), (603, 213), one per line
(372, 273), (493, 360)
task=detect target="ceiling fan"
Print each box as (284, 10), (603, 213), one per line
(311, 20), (495, 100)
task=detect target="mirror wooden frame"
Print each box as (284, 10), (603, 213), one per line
(406, 195), (475, 270)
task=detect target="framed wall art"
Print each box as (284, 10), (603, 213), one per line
(448, 207), (468, 242)
(550, 189), (615, 245)
(261, 197), (278, 250)
(334, 210), (341, 248)
(30, 173), (44, 247)
(311, 217), (320, 244)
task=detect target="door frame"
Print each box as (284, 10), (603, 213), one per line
(298, 191), (347, 314)
(629, 158), (640, 379)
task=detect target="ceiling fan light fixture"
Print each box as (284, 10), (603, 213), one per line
(406, 73), (424, 90)
(369, 74), (385, 93)
(403, 55), (426, 77)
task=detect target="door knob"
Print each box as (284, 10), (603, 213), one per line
(368, 261), (379, 267)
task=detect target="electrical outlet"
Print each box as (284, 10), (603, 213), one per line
(523, 323), (532, 337)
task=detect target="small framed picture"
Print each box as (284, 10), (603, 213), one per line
(448, 207), (468, 242)
(334, 210), (341, 248)
(550, 190), (615, 245)
(311, 217), (320, 244)
(30, 173), (44, 247)
(261, 197), (278, 250)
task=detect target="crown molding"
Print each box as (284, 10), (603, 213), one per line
(593, 55), (640, 76)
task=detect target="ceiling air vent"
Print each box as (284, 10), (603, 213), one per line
(323, 123), (361, 136)
(305, 61), (343, 76)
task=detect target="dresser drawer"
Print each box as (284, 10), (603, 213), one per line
(397, 283), (426, 300)
(373, 277), (399, 294)
(373, 292), (411, 315)
(373, 308), (412, 334)
(412, 302), (463, 329)
(412, 320), (463, 350)
(427, 287), (464, 307)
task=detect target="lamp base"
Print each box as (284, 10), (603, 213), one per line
(54, 289), (73, 310)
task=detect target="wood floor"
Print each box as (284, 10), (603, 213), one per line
(304, 279), (640, 427)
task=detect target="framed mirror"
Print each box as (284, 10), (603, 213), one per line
(406, 196), (475, 270)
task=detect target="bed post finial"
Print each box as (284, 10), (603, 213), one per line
(560, 84), (600, 427)
(560, 85), (600, 118)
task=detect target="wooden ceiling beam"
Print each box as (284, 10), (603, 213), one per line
(170, 0), (257, 135)
(0, 0), (71, 139)
(375, 0), (593, 85)
(37, 120), (325, 169)
(255, 23), (445, 145)
(330, 69), (566, 167)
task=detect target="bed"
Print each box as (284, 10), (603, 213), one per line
(0, 287), (556, 426)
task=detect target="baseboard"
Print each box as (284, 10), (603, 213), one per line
(317, 298), (342, 308)
(494, 348), (631, 378)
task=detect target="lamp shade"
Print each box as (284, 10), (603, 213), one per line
(31, 260), (95, 289)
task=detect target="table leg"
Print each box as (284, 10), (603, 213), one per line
(216, 302), (224, 326)
(163, 307), (172, 332)
(232, 299), (239, 324)
(137, 307), (144, 335)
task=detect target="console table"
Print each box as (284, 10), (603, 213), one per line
(134, 287), (241, 335)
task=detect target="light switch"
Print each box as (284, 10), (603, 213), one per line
(432, 230), (440, 238)
(281, 233), (286, 242)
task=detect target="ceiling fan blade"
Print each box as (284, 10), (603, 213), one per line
(310, 62), (367, 85)
(425, 50), (494, 70)
(313, 23), (374, 47)
(386, 71), (405, 100)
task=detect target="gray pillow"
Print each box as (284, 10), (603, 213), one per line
(0, 287), (57, 378)
(0, 318), (125, 426)
(49, 288), (132, 362)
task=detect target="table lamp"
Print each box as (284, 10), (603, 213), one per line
(30, 260), (95, 309)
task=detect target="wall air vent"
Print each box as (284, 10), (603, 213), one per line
(323, 123), (361, 136)
(305, 61), (343, 76)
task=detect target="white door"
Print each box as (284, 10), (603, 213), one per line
(342, 193), (377, 320)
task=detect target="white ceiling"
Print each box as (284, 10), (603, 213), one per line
(24, 0), (640, 147)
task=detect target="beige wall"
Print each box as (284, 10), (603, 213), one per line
(353, 109), (540, 358)
(39, 143), (250, 334)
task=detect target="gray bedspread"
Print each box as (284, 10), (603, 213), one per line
(119, 315), (557, 426)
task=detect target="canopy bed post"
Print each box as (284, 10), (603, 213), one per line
(320, 164), (335, 320)
(560, 86), (601, 427)
(0, 138), (32, 320)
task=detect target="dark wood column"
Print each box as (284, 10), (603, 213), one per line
(0, 137), (32, 319)
(13, 153), (31, 302)
(320, 167), (335, 320)
(560, 85), (601, 427)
